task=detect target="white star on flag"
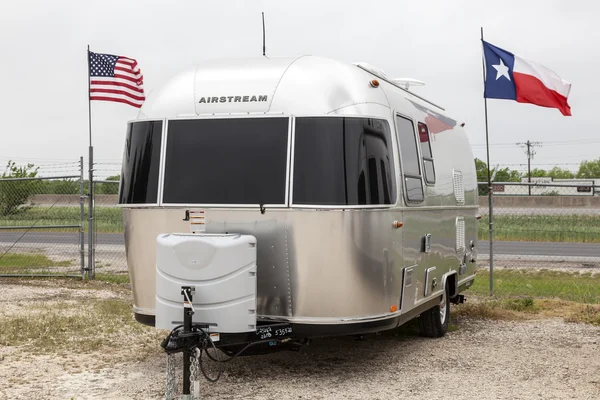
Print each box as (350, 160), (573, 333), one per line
(492, 59), (511, 81)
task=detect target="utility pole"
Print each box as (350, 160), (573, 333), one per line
(517, 140), (542, 195)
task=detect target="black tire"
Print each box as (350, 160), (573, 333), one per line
(418, 282), (450, 338)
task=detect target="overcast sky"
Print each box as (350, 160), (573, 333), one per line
(1, 0), (598, 178)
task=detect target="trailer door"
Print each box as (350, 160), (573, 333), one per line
(394, 114), (435, 310)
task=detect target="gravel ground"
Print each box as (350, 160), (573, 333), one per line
(1, 281), (599, 400)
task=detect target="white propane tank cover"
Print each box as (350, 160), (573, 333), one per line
(155, 233), (257, 333)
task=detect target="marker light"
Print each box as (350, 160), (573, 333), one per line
(369, 79), (380, 88)
(390, 305), (398, 312)
(392, 221), (403, 229)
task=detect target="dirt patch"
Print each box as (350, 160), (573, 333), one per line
(1, 280), (599, 400)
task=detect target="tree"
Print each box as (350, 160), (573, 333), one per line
(95, 174), (120, 195)
(37, 179), (79, 194)
(577, 158), (600, 179)
(475, 158), (489, 183)
(494, 167), (521, 182)
(529, 168), (548, 178)
(547, 167), (575, 180)
(0, 161), (39, 216)
(475, 158), (522, 183)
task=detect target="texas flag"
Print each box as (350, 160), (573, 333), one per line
(482, 40), (572, 116)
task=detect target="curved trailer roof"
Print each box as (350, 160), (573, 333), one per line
(136, 55), (454, 123)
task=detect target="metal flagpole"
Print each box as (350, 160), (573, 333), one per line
(480, 27), (494, 296)
(87, 45), (95, 280)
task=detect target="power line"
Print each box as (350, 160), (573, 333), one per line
(516, 140), (542, 195)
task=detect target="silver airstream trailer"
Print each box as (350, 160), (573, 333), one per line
(118, 55), (478, 349)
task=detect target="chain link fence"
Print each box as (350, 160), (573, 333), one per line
(2, 161), (599, 306)
(476, 182), (600, 303)
(92, 180), (127, 279)
(0, 159), (128, 279)
(0, 159), (86, 277)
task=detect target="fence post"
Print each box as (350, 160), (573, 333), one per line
(488, 184), (494, 297)
(79, 157), (85, 278)
(88, 148), (94, 279)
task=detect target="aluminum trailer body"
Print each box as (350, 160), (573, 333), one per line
(119, 55), (478, 339)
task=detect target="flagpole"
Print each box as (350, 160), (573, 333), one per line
(480, 27), (494, 296)
(87, 45), (95, 280)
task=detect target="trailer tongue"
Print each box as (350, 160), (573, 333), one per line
(156, 232), (297, 399)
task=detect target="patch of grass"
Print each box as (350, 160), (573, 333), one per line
(0, 298), (151, 353)
(470, 269), (600, 304)
(478, 214), (600, 243)
(453, 297), (600, 326)
(504, 297), (537, 312)
(564, 304), (600, 325)
(452, 299), (526, 321)
(0, 253), (74, 271)
(94, 273), (130, 284)
(0, 276), (131, 294)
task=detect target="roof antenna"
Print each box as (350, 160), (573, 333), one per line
(262, 12), (266, 57)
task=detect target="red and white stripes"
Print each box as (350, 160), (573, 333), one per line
(90, 56), (145, 108)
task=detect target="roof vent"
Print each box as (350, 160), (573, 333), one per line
(391, 78), (426, 90)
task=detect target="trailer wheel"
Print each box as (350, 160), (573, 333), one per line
(418, 282), (450, 338)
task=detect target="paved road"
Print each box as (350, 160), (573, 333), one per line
(1, 232), (599, 258)
(478, 240), (600, 258)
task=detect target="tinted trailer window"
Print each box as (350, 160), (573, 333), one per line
(118, 120), (163, 204)
(293, 117), (396, 206)
(163, 118), (289, 205)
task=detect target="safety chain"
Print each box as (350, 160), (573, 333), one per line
(165, 353), (177, 400)
(189, 348), (201, 399)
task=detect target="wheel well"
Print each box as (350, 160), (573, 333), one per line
(446, 273), (458, 298)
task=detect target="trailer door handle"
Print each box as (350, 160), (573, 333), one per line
(421, 233), (432, 253)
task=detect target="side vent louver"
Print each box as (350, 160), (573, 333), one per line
(453, 170), (465, 205)
(456, 217), (465, 253)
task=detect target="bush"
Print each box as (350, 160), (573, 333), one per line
(95, 174), (120, 195)
(0, 161), (40, 216)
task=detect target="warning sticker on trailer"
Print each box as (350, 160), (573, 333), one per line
(189, 210), (206, 233)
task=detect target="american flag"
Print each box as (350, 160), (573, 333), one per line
(88, 51), (145, 108)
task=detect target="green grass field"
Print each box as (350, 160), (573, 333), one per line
(0, 253), (76, 275)
(469, 269), (600, 304)
(478, 214), (600, 243)
(0, 206), (123, 233)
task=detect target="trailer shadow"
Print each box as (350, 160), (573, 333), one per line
(207, 319), (451, 382)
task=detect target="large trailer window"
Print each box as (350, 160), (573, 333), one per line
(118, 120), (163, 204)
(293, 117), (396, 206)
(396, 115), (424, 202)
(163, 118), (289, 205)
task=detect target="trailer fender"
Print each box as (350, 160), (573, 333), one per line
(441, 271), (458, 299)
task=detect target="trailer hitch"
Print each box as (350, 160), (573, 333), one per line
(161, 286), (302, 399)
(161, 327), (207, 354)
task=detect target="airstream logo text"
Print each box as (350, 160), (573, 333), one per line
(198, 95), (268, 104)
